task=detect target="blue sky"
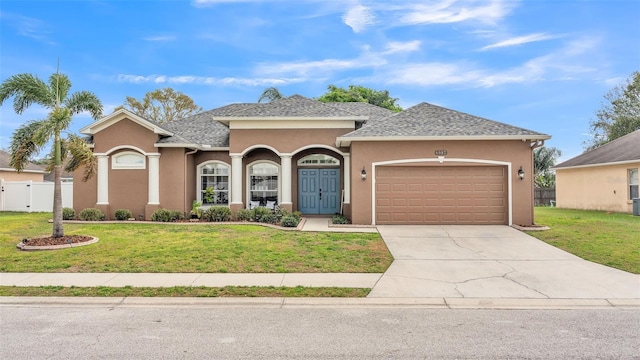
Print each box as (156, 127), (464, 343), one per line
(1, 0), (638, 162)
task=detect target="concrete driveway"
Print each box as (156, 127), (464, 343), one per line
(369, 225), (640, 299)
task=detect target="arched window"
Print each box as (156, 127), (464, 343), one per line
(248, 162), (279, 209)
(198, 162), (229, 205)
(297, 154), (340, 166)
(112, 151), (145, 169)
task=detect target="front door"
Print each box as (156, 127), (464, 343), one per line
(298, 168), (340, 214)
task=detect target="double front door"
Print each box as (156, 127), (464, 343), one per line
(298, 168), (340, 214)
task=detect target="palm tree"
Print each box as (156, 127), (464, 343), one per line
(0, 71), (103, 238)
(258, 87), (283, 103)
(533, 146), (562, 188)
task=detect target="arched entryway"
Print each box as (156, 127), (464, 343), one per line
(296, 154), (341, 215)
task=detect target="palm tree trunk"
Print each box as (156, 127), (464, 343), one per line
(52, 134), (64, 238)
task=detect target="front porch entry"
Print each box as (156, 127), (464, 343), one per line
(298, 168), (340, 214)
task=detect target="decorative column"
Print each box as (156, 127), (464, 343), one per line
(147, 154), (160, 205)
(280, 155), (292, 210)
(230, 155), (243, 206)
(343, 154), (351, 204)
(97, 155), (109, 204)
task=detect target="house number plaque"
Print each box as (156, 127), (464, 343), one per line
(434, 150), (447, 156)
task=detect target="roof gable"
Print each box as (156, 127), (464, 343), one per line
(555, 130), (640, 169)
(79, 109), (173, 136)
(215, 95), (367, 120)
(337, 102), (550, 146)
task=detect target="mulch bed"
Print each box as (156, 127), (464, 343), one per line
(21, 235), (95, 247)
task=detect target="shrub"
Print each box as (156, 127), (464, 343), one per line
(150, 208), (182, 222)
(280, 215), (300, 228)
(114, 209), (132, 221)
(79, 208), (105, 221)
(252, 206), (272, 222)
(332, 214), (349, 224)
(235, 209), (252, 221)
(291, 211), (302, 222)
(202, 206), (232, 222)
(260, 213), (278, 224)
(62, 207), (75, 220)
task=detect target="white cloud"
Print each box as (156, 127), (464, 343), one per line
(397, 0), (515, 26)
(382, 40), (422, 54)
(143, 35), (176, 42)
(342, 4), (376, 33)
(481, 33), (557, 51)
(0, 12), (55, 45)
(115, 74), (305, 87)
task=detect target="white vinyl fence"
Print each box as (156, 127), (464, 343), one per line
(0, 180), (73, 212)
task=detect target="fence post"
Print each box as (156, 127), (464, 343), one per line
(27, 180), (32, 213)
(0, 179), (4, 211)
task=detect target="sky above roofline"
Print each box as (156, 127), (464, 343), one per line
(1, 0), (638, 163)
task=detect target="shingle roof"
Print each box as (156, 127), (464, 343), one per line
(0, 150), (46, 172)
(326, 102), (394, 124)
(221, 95), (365, 118)
(554, 130), (640, 168)
(341, 102), (550, 138)
(157, 109), (231, 147)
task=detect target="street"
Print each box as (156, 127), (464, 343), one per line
(1, 301), (638, 359)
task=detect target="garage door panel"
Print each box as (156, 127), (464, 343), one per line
(376, 166), (507, 225)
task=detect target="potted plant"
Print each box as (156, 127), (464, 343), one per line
(190, 200), (202, 220)
(203, 187), (216, 204)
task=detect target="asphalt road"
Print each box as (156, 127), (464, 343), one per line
(1, 303), (638, 359)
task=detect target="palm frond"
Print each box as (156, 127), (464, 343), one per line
(8, 120), (48, 172)
(65, 91), (103, 119)
(49, 73), (72, 105)
(65, 134), (97, 182)
(0, 73), (55, 113)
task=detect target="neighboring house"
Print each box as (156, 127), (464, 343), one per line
(0, 150), (46, 182)
(554, 130), (640, 213)
(74, 95), (550, 225)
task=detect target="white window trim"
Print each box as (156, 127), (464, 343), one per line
(112, 151), (146, 170)
(246, 160), (281, 209)
(628, 168), (639, 201)
(297, 154), (340, 167)
(197, 160), (231, 206)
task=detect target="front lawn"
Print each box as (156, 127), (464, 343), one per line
(527, 207), (640, 274)
(0, 212), (392, 273)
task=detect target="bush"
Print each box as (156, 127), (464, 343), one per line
(235, 209), (252, 221)
(260, 213), (278, 224)
(151, 208), (183, 222)
(280, 215), (300, 228)
(332, 214), (349, 224)
(62, 207), (75, 220)
(202, 206), (232, 222)
(114, 209), (132, 221)
(291, 211), (302, 222)
(252, 206), (272, 222)
(79, 208), (105, 221)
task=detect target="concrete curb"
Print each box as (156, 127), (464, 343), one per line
(1, 296), (638, 310)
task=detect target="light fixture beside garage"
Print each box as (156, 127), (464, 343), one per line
(518, 167), (525, 181)
(361, 167), (367, 181)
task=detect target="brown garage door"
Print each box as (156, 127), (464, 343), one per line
(375, 166), (507, 225)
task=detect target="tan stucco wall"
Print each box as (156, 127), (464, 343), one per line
(109, 150), (148, 219)
(0, 171), (45, 182)
(349, 140), (535, 226)
(160, 148), (188, 212)
(556, 162), (639, 213)
(92, 118), (159, 154)
(229, 128), (351, 154)
(73, 167), (97, 213)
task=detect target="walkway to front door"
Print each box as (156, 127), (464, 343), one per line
(298, 168), (340, 214)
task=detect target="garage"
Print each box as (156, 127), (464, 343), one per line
(375, 165), (508, 225)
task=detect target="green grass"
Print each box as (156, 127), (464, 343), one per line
(527, 207), (640, 274)
(0, 285), (370, 297)
(0, 212), (393, 273)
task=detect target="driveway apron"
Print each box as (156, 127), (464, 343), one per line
(369, 225), (640, 299)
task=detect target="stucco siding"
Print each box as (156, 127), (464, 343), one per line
(556, 162), (639, 213)
(349, 140), (535, 226)
(159, 148), (187, 212)
(93, 118), (158, 154)
(230, 128), (351, 154)
(0, 171), (45, 182)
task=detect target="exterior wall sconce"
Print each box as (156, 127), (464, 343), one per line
(517, 167), (525, 181)
(361, 167), (367, 181)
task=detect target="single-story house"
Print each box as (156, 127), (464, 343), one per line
(0, 150), (46, 182)
(554, 129), (640, 213)
(73, 95), (550, 225)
